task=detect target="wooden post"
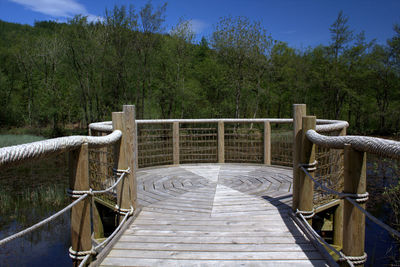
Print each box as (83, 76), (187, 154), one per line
(113, 112), (130, 223)
(264, 121), (271, 165)
(342, 144), (366, 266)
(69, 143), (91, 266)
(333, 126), (347, 249)
(299, 116), (316, 225)
(123, 105), (137, 212)
(292, 104), (307, 211)
(173, 122), (180, 165)
(89, 130), (105, 240)
(218, 121), (225, 163)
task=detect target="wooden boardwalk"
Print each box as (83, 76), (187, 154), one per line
(100, 164), (329, 266)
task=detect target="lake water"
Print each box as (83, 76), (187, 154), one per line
(0, 135), (399, 265)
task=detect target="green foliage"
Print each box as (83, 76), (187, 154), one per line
(0, 134), (45, 147)
(0, 9), (399, 135)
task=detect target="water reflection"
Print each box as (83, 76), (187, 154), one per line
(0, 154), (71, 266)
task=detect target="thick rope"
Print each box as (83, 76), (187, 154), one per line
(315, 119), (349, 133)
(0, 194), (89, 246)
(0, 130), (122, 169)
(299, 165), (400, 238)
(307, 129), (400, 159)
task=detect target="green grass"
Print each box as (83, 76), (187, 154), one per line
(0, 134), (46, 148)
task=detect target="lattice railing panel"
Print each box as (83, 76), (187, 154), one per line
(138, 124), (173, 168)
(180, 123), (218, 163)
(224, 123), (263, 164)
(314, 130), (344, 206)
(271, 124), (293, 166)
(89, 130), (117, 205)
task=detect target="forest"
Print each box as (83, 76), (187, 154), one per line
(0, 2), (399, 136)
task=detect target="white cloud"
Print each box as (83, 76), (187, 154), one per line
(10, 0), (86, 17)
(190, 19), (208, 34)
(9, 0), (101, 21)
(86, 14), (104, 23)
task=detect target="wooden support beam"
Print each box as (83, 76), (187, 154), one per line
(173, 122), (180, 165)
(292, 104), (307, 211)
(299, 116), (316, 225)
(123, 105), (137, 212)
(264, 121), (271, 165)
(342, 144), (366, 266)
(218, 121), (225, 163)
(333, 126), (346, 249)
(69, 143), (91, 266)
(113, 112), (130, 223)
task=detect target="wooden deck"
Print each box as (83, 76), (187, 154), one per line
(99, 164), (329, 266)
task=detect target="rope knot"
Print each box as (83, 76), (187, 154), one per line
(296, 208), (315, 219)
(339, 252), (367, 266)
(115, 205), (134, 216)
(113, 167), (131, 175)
(66, 188), (93, 198)
(68, 246), (96, 260)
(299, 161), (317, 172)
(344, 192), (369, 203)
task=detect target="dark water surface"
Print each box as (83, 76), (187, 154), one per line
(0, 153), (71, 267)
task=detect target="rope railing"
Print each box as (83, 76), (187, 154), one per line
(0, 168), (132, 248)
(89, 118), (348, 133)
(0, 130), (122, 169)
(306, 129), (400, 159)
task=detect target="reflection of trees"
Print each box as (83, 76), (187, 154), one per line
(367, 155), (400, 264)
(0, 212), (71, 266)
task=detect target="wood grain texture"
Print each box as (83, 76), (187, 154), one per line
(99, 164), (329, 266)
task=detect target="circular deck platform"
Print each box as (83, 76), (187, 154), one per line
(101, 164), (328, 266)
(136, 164), (293, 207)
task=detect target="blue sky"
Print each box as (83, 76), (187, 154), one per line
(0, 0), (399, 49)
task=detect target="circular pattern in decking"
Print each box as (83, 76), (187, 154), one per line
(136, 164), (293, 207)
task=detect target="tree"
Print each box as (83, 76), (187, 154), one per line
(329, 10), (353, 119)
(211, 16), (272, 118)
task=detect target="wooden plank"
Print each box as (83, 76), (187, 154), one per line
(124, 230), (306, 237)
(118, 235), (311, 244)
(101, 258), (329, 267)
(111, 242), (317, 252)
(129, 224), (302, 232)
(107, 250), (325, 260)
